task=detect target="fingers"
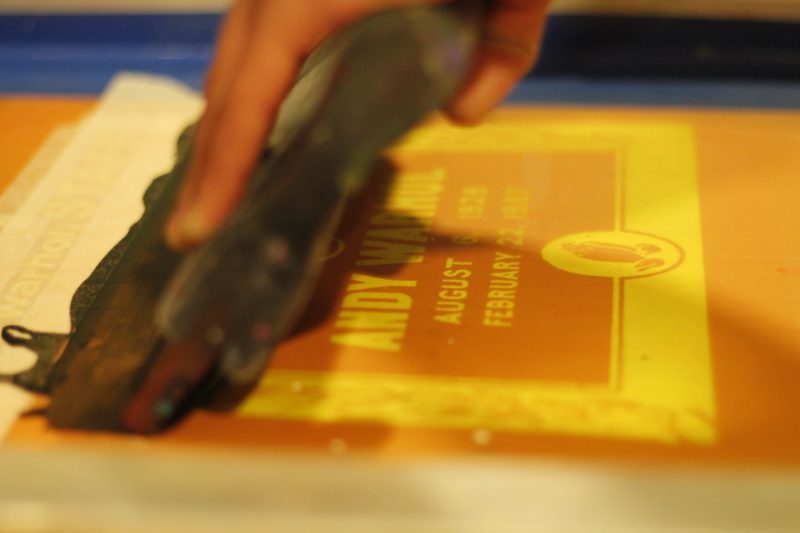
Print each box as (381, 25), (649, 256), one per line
(448, 0), (551, 124)
(168, 0), (257, 239)
(203, 0), (258, 104)
(167, 0), (264, 250)
(166, 0), (446, 250)
(170, 5), (303, 249)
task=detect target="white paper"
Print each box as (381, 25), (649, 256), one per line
(0, 73), (202, 440)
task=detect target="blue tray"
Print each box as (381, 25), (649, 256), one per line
(1, 13), (799, 108)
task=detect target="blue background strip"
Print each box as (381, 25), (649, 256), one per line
(1, 13), (799, 108)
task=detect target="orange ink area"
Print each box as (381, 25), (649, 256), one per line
(5, 100), (800, 468)
(0, 98), (95, 195)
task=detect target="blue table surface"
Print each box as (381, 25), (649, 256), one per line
(1, 13), (799, 109)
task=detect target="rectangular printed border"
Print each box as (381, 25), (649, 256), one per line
(241, 117), (715, 444)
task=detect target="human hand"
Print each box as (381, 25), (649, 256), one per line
(165, 0), (551, 250)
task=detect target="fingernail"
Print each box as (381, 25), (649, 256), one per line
(165, 208), (212, 250)
(182, 207), (214, 245)
(165, 215), (186, 250)
(449, 62), (515, 124)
